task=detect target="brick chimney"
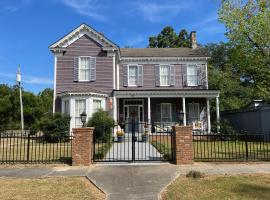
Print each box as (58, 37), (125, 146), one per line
(190, 31), (197, 49)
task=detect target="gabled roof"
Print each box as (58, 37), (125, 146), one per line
(49, 23), (119, 50)
(120, 48), (209, 58)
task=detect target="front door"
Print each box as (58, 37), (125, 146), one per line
(128, 106), (139, 132)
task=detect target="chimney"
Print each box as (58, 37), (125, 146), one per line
(190, 31), (197, 49)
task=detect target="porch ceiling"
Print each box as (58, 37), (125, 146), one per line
(113, 89), (219, 98)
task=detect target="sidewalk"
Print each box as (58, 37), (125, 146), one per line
(0, 163), (270, 200)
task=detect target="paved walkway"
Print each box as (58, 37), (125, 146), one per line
(0, 163), (270, 200)
(105, 141), (161, 161)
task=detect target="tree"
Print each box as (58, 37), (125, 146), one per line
(38, 88), (53, 114)
(219, 0), (270, 100)
(148, 26), (191, 48)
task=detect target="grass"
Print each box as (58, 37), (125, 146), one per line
(162, 174), (270, 200)
(151, 140), (270, 161)
(151, 141), (172, 160)
(0, 177), (105, 200)
(0, 138), (72, 164)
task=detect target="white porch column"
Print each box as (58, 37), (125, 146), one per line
(113, 96), (117, 124)
(182, 97), (186, 126)
(216, 96), (220, 133)
(207, 98), (211, 133)
(53, 56), (57, 114)
(148, 97), (151, 133)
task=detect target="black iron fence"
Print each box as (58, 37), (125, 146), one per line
(93, 122), (175, 162)
(193, 131), (270, 162)
(0, 129), (73, 164)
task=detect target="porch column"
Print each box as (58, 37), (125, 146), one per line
(182, 97), (186, 126)
(148, 97), (151, 133)
(206, 98), (211, 133)
(113, 96), (117, 123)
(216, 96), (220, 133)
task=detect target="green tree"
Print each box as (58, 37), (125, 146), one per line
(148, 26), (191, 48)
(219, 0), (270, 100)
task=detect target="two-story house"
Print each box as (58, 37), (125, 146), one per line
(50, 23), (220, 133)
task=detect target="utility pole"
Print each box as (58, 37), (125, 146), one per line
(17, 66), (24, 131)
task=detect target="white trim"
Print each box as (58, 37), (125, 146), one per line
(216, 96), (220, 133)
(116, 64), (119, 90)
(113, 55), (116, 90)
(182, 97), (186, 126)
(53, 56), (57, 114)
(114, 90), (219, 98)
(58, 92), (108, 98)
(49, 24), (118, 50)
(121, 57), (209, 63)
(147, 97), (151, 132)
(123, 99), (144, 122)
(205, 63), (209, 89)
(113, 96), (117, 123)
(207, 98), (211, 133)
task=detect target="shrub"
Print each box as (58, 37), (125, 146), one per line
(186, 170), (204, 179)
(212, 118), (235, 134)
(87, 109), (114, 142)
(38, 113), (70, 142)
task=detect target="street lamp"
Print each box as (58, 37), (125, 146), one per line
(80, 112), (87, 127)
(177, 111), (184, 126)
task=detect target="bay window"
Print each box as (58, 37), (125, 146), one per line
(75, 99), (86, 128)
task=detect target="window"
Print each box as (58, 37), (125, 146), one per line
(63, 100), (70, 114)
(161, 103), (172, 122)
(75, 99), (86, 128)
(188, 103), (200, 123)
(79, 57), (91, 81)
(128, 65), (138, 86)
(187, 64), (198, 86)
(93, 99), (102, 113)
(160, 65), (170, 86)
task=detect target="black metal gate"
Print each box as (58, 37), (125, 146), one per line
(93, 121), (175, 162)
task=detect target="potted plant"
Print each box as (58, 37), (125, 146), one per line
(116, 130), (124, 142)
(141, 130), (149, 142)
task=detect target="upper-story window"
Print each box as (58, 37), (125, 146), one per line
(128, 65), (138, 86)
(77, 56), (96, 82)
(187, 64), (198, 86)
(160, 65), (170, 86)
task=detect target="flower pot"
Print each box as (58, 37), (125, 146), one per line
(117, 136), (124, 142)
(141, 135), (149, 142)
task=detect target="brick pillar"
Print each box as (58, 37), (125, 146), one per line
(173, 126), (193, 165)
(72, 128), (94, 166)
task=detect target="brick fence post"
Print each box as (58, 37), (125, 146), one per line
(72, 127), (94, 166)
(173, 126), (193, 165)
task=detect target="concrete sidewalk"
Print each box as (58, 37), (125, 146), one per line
(0, 163), (270, 200)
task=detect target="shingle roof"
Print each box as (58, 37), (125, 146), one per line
(120, 47), (209, 57)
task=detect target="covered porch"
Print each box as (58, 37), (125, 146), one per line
(113, 90), (220, 133)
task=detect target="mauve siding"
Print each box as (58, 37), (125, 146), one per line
(56, 35), (113, 95)
(119, 63), (206, 90)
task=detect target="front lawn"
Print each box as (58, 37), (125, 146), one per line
(162, 174), (270, 200)
(0, 177), (105, 200)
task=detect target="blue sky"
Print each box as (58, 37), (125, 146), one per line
(0, 0), (226, 93)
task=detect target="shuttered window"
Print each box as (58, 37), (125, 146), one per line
(187, 64), (198, 86)
(160, 65), (170, 86)
(78, 56), (96, 81)
(128, 65), (138, 86)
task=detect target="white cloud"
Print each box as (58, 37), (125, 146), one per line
(0, 72), (53, 85)
(135, 1), (189, 23)
(61, 0), (106, 21)
(126, 35), (145, 47)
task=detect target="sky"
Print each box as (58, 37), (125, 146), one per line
(0, 0), (226, 94)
